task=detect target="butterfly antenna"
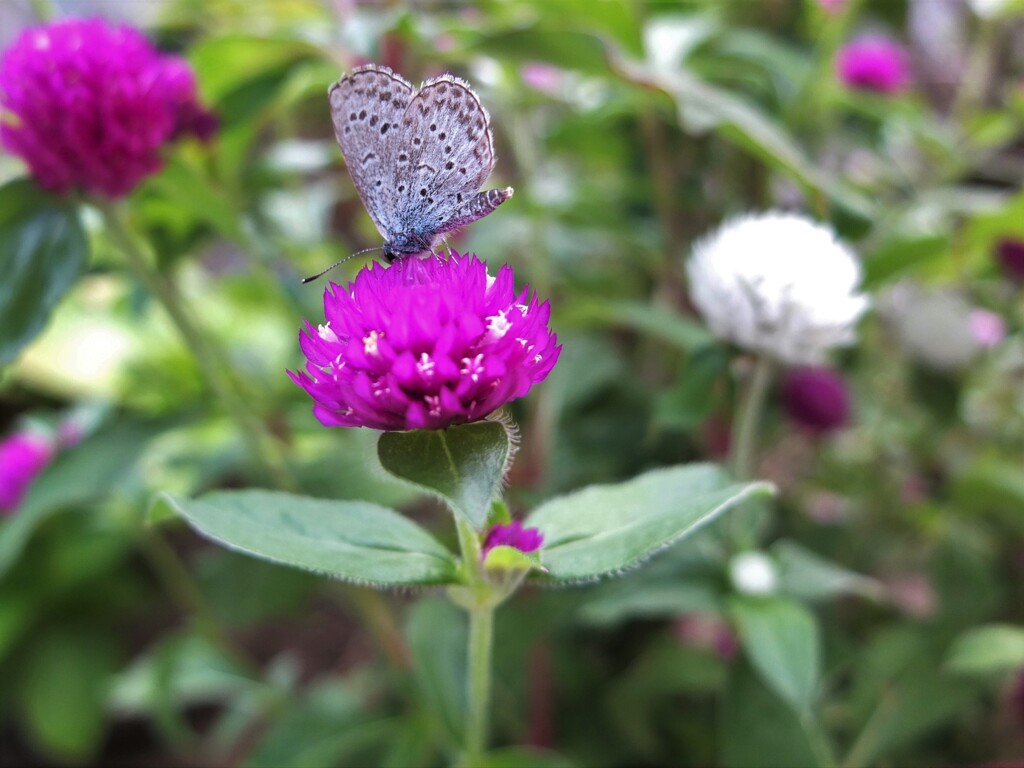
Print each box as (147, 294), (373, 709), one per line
(301, 246), (382, 284)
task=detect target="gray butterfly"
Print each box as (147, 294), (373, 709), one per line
(329, 64), (512, 264)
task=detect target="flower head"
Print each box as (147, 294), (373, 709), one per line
(0, 18), (216, 197)
(836, 36), (911, 94)
(482, 520), (544, 557)
(290, 252), (560, 430)
(0, 431), (54, 514)
(780, 366), (850, 434)
(884, 284), (988, 371)
(996, 238), (1024, 282)
(687, 212), (869, 365)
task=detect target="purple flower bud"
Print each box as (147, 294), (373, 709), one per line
(290, 252), (561, 430)
(996, 238), (1024, 282)
(836, 36), (911, 95)
(780, 367), (850, 434)
(0, 432), (54, 514)
(482, 520), (544, 557)
(0, 18), (216, 198)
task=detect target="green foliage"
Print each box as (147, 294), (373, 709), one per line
(155, 490), (459, 586)
(0, 179), (88, 365)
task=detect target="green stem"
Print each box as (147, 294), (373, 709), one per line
(799, 710), (837, 768)
(96, 199), (293, 491)
(730, 355), (774, 481)
(465, 604), (494, 765)
(453, 516), (496, 766)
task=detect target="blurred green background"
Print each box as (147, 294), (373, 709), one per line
(2, 0), (1024, 765)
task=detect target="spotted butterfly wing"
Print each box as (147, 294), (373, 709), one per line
(328, 64), (512, 262)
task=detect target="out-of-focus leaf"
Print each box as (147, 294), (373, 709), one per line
(561, 299), (714, 352)
(945, 624), (1024, 676)
(478, 747), (575, 768)
(720, 661), (823, 768)
(654, 346), (728, 430)
(467, 28), (611, 74)
(862, 233), (949, 287)
(245, 681), (388, 768)
(0, 417), (164, 578)
(378, 422), (511, 530)
(0, 178), (89, 365)
(729, 595), (820, 713)
(613, 57), (873, 219)
(189, 35), (320, 103)
(18, 627), (117, 761)
(527, 464), (773, 582)
(772, 541), (883, 603)
(406, 598), (467, 747)
(144, 156), (243, 242)
(157, 490), (457, 586)
(576, 578), (721, 626)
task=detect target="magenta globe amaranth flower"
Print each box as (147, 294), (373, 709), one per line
(0, 18), (216, 197)
(836, 36), (911, 95)
(483, 520), (544, 557)
(290, 252), (561, 430)
(996, 238), (1024, 282)
(0, 431), (54, 514)
(780, 367), (850, 434)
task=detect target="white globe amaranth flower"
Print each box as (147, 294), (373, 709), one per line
(686, 212), (870, 365)
(729, 551), (779, 596)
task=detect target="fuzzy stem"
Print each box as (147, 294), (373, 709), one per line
(730, 355), (774, 481)
(453, 516), (496, 766)
(96, 199), (293, 490)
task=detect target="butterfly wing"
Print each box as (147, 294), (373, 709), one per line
(328, 65), (415, 241)
(389, 74), (499, 243)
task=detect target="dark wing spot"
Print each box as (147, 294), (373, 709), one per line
(398, 153), (408, 161)
(413, 137), (421, 145)
(398, 184), (405, 192)
(457, 193), (463, 201)
(349, 112), (357, 121)
(445, 161), (454, 170)
(344, 126), (350, 134)
(459, 167), (467, 174)
(369, 115), (378, 127)
(438, 83), (448, 94)
(420, 188), (427, 197)
(445, 145), (452, 154)
(359, 109), (367, 119)
(439, 132), (446, 140)
(375, 180), (381, 186)
(430, 123), (437, 132)
(380, 123), (390, 135)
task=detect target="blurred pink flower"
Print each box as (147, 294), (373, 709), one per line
(0, 18), (216, 197)
(836, 36), (911, 94)
(780, 367), (850, 434)
(521, 63), (563, 94)
(0, 431), (54, 514)
(817, 0), (846, 13)
(482, 520), (544, 557)
(674, 613), (738, 660)
(969, 309), (1006, 348)
(290, 252), (560, 430)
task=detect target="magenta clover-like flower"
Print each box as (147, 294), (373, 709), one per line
(0, 18), (216, 198)
(836, 36), (911, 95)
(996, 238), (1024, 283)
(0, 431), (54, 514)
(290, 252), (561, 431)
(780, 367), (850, 435)
(482, 520), (544, 557)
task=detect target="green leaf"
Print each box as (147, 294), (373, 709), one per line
(377, 422), (511, 529)
(18, 627), (117, 761)
(772, 541), (883, 603)
(406, 598), (467, 746)
(0, 178), (89, 365)
(946, 624), (1024, 676)
(562, 299), (714, 353)
(526, 464), (773, 582)
(720, 661), (824, 768)
(478, 747), (575, 768)
(245, 681), (388, 768)
(0, 417), (163, 578)
(157, 490), (457, 586)
(729, 595), (820, 714)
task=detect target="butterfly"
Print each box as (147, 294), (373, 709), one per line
(313, 64), (512, 278)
